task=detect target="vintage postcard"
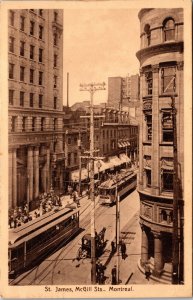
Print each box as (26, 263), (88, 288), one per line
(0, 0), (192, 298)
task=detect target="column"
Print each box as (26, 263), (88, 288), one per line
(8, 150), (13, 208)
(46, 145), (50, 191)
(27, 146), (33, 203)
(12, 148), (17, 207)
(153, 231), (164, 276)
(42, 145), (47, 192)
(34, 146), (39, 199)
(138, 68), (144, 189)
(141, 225), (149, 266)
(151, 64), (160, 196)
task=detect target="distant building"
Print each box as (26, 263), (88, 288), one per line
(136, 8), (184, 281)
(8, 9), (64, 209)
(107, 75), (140, 110)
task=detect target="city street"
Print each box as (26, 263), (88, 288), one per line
(10, 189), (145, 286)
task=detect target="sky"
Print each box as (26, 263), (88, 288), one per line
(63, 8), (140, 106)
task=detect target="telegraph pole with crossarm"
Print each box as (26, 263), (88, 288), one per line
(80, 82), (105, 284)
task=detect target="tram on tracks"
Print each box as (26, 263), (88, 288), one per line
(98, 169), (137, 205)
(8, 207), (80, 277)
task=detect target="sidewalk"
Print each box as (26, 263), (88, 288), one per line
(100, 211), (160, 285)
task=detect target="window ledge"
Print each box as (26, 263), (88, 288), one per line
(159, 142), (173, 146)
(159, 93), (178, 98)
(142, 96), (152, 100)
(143, 141), (152, 145)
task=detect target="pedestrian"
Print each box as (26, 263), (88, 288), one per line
(111, 241), (116, 254)
(98, 262), (105, 284)
(96, 260), (100, 283)
(145, 263), (151, 281)
(111, 265), (117, 285)
(121, 239), (126, 259)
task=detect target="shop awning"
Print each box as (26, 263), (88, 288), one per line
(109, 156), (122, 167)
(161, 165), (174, 171)
(119, 153), (131, 163)
(71, 168), (88, 181)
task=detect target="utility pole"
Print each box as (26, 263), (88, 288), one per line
(171, 95), (179, 284)
(78, 129), (82, 197)
(80, 82), (105, 284)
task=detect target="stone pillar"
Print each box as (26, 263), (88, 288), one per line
(8, 150), (13, 208)
(138, 68), (144, 189)
(12, 148), (17, 208)
(153, 231), (164, 276)
(34, 146), (39, 199)
(46, 145), (50, 192)
(141, 225), (149, 266)
(27, 146), (34, 202)
(151, 64), (160, 196)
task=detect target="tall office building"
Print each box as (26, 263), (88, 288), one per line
(136, 9), (184, 281)
(8, 9), (64, 210)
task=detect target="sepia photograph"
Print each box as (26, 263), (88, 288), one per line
(0, 0), (192, 298)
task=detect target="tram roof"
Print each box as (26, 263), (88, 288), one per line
(99, 169), (135, 188)
(9, 207), (79, 246)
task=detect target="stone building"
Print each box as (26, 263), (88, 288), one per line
(8, 9), (64, 210)
(136, 8), (184, 281)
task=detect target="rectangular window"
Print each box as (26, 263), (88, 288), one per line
(30, 45), (34, 59)
(54, 75), (57, 88)
(54, 11), (58, 22)
(53, 118), (57, 130)
(39, 25), (43, 39)
(68, 137), (71, 144)
(39, 48), (43, 62)
(9, 63), (14, 79)
(54, 97), (57, 109)
(145, 114), (152, 141)
(39, 94), (43, 108)
(32, 117), (36, 132)
(162, 171), (173, 191)
(54, 54), (57, 67)
(161, 66), (176, 94)
(146, 169), (151, 187)
(9, 90), (14, 105)
(39, 71), (43, 85)
(53, 33), (57, 46)
(11, 116), (17, 132)
(20, 66), (25, 81)
(20, 91), (24, 106)
(20, 41), (25, 56)
(145, 71), (153, 95)
(162, 111), (173, 142)
(30, 21), (35, 35)
(20, 16), (25, 31)
(22, 117), (27, 132)
(9, 36), (14, 53)
(41, 118), (45, 131)
(30, 69), (34, 84)
(30, 93), (34, 107)
(68, 153), (71, 165)
(74, 152), (77, 164)
(39, 9), (43, 16)
(9, 11), (14, 26)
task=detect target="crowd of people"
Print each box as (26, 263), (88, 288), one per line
(8, 191), (63, 229)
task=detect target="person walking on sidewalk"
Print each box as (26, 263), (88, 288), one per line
(111, 265), (117, 285)
(145, 263), (151, 281)
(120, 239), (126, 259)
(111, 241), (116, 254)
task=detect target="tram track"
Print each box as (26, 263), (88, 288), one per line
(9, 196), (108, 286)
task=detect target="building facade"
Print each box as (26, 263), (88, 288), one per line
(8, 9), (64, 210)
(108, 75), (140, 110)
(136, 9), (184, 280)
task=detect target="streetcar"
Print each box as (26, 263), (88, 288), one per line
(98, 169), (137, 205)
(8, 207), (80, 277)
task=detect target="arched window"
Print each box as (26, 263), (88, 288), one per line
(144, 24), (151, 46)
(163, 18), (175, 41)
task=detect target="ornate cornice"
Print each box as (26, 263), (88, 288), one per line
(136, 41), (183, 62)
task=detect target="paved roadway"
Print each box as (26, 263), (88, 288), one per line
(10, 189), (141, 286)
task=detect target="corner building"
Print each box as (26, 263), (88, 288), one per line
(8, 9), (64, 210)
(136, 9), (184, 280)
